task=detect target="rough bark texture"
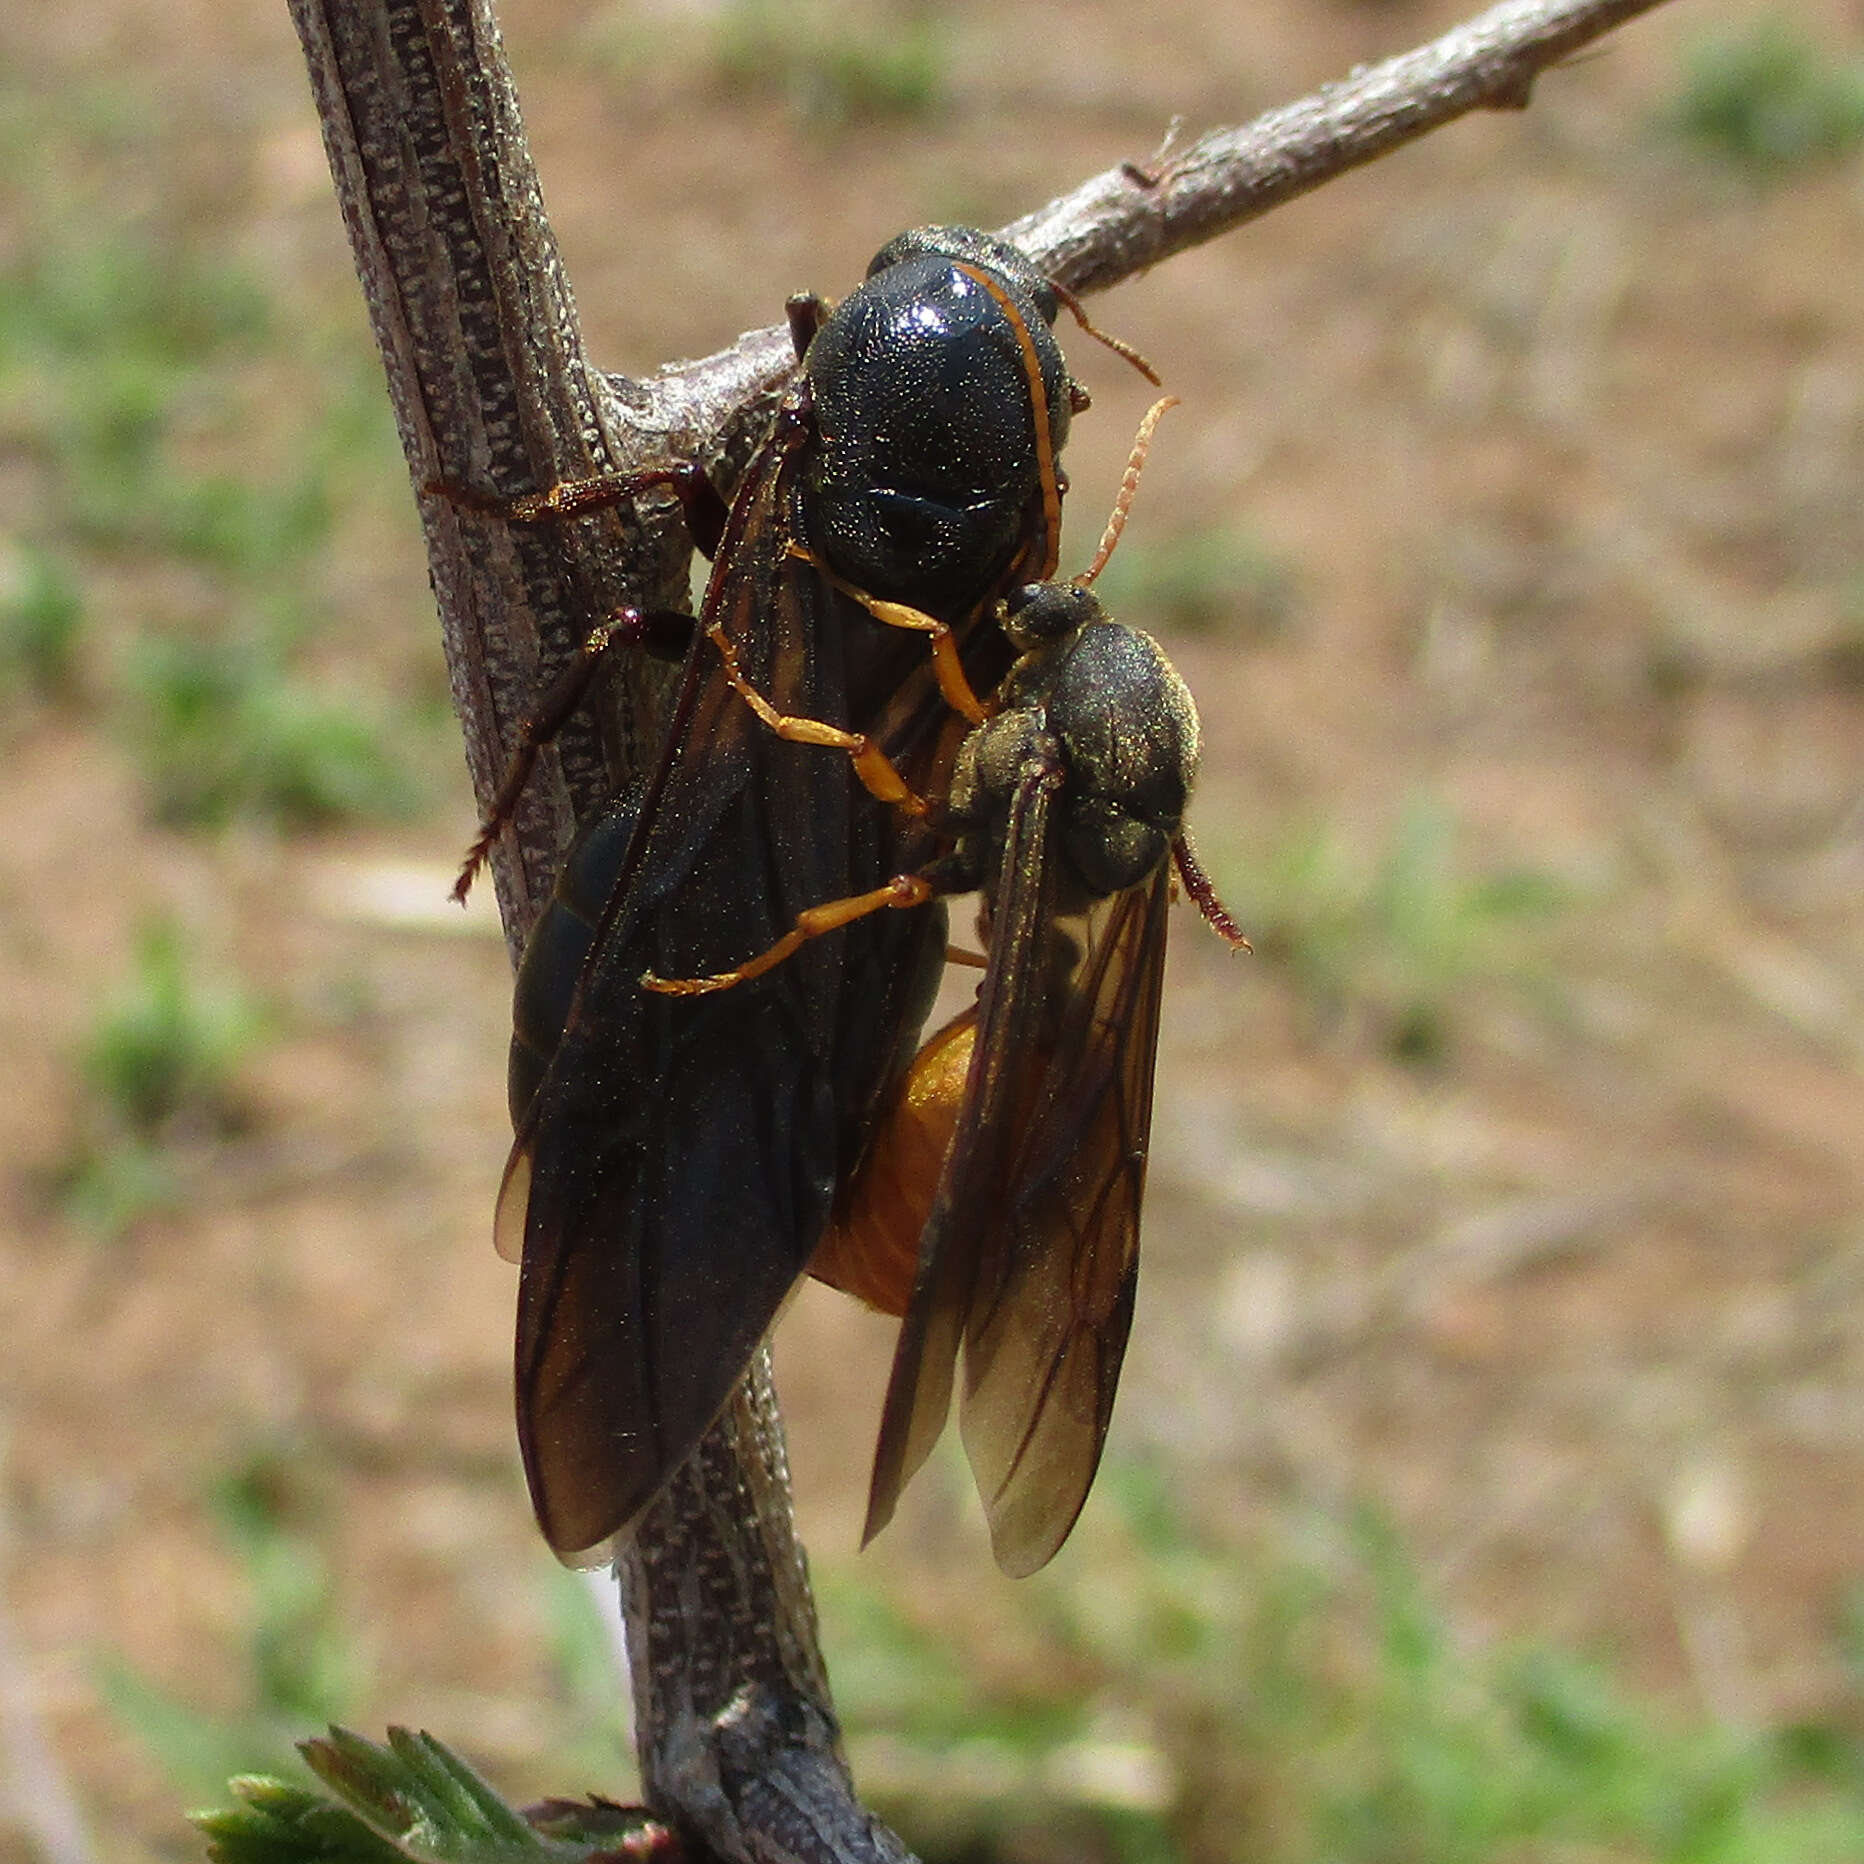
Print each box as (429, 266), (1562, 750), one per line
(283, 0), (1675, 1858)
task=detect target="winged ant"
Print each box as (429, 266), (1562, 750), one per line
(450, 227), (1167, 1561)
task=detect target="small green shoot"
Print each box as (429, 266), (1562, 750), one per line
(131, 633), (420, 830)
(58, 1136), (179, 1241)
(79, 918), (265, 1135)
(1224, 794), (1566, 1063)
(196, 1727), (620, 1864)
(0, 539), (84, 697)
(211, 1454), (362, 1731)
(62, 917), (267, 1234)
(1667, 17), (1864, 175)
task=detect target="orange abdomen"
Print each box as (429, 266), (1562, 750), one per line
(810, 1010), (976, 1317)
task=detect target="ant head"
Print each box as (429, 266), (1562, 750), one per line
(1001, 581), (1104, 653)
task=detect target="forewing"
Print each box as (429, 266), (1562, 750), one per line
(510, 438), (951, 1563)
(862, 756), (1066, 1548)
(959, 866), (1171, 1575)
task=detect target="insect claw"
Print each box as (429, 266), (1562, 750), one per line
(452, 835), (493, 905)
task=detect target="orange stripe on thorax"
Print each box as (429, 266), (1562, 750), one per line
(953, 261), (1062, 582)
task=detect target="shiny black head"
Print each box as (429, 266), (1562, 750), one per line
(803, 227), (1075, 618)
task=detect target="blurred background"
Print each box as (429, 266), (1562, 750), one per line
(4, 0), (1864, 1858)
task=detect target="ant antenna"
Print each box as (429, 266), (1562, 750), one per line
(1074, 395), (1178, 589)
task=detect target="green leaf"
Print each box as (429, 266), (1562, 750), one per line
(196, 1728), (641, 1864)
(197, 1777), (409, 1864)
(299, 1728), (576, 1863)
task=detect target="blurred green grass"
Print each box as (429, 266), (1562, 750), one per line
(1211, 794), (1570, 1066)
(1093, 523), (1299, 644)
(176, 1479), (1864, 1864)
(24, 14), (1864, 1864)
(98, 1446), (362, 1810)
(0, 82), (433, 820)
(1666, 15), (1864, 175)
(0, 70), (438, 1247)
(60, 915), (271, 1236)
(594, 0), (948, 130)
(820, 1475), (1864, 1864)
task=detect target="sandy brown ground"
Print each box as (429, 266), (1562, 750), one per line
(3, 0), (1863, 1857)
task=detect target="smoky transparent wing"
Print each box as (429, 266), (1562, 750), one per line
(862, 755), (1066, 1549)
(958, 865), (1171, 1576)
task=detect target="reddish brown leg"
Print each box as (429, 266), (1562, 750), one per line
(426, 461), (730, 559)
(1171, 833), (1250, 950)
(453, 606), (691, 903)
(1048, 278), (1162, 386)
(437, 455), (742, 903)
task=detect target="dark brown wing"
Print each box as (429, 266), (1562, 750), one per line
(862, 738), (1172, 1575)
(959, 865), (1169, 1575)
(862, 754), (1066, 1550)
(506, 427), (967, 1563)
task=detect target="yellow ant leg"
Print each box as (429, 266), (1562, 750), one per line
(663, 538), (1000, 997)
(643, 873), (936, 996)
(785, 543), (991, 726)
(705, 622), (928, 815)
